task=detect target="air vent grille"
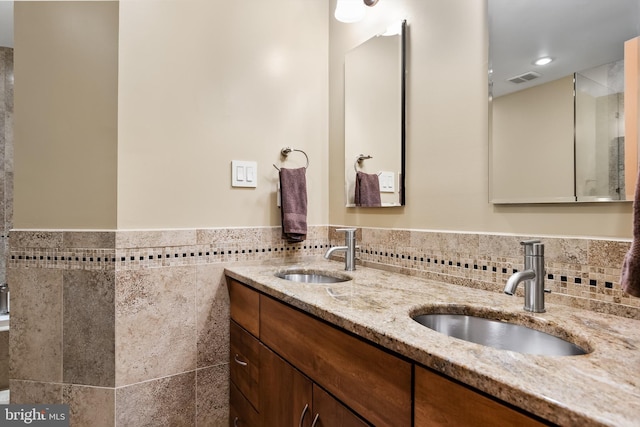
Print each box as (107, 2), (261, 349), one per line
(507, 71), (541, 84)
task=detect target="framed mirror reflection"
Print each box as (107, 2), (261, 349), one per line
(344, 20), (406, 207)
(489, 0), (640, 203)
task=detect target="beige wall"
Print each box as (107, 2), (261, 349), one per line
(13, 1), (119, 229)
(492, 76), (575, 202)
(328, 0), (633, 238)
(117, 0), (328, 229)
(12, 0), (634, 238)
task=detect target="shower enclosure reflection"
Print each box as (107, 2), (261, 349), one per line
(575, 60), (627, 201)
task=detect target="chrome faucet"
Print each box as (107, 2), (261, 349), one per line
(324, 228), (357, 271)
(504, 240), (549, 313)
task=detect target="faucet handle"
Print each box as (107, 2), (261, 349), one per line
(520, 240), (541, 246)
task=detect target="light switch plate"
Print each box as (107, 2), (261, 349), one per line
(379, 171), (395, 193)
(232, 160), (257, 188)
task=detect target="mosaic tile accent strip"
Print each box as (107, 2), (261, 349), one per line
(9, 227), (330, 271)
(328, 228), (639, 313)
(10, 226), (639, 314)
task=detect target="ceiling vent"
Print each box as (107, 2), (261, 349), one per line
(507, 71), (541, 84)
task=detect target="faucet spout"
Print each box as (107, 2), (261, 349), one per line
(324, 246), (347, 259)
(504, 269), (536, 295)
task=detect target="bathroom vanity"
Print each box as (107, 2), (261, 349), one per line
(225, 262), (640, 426)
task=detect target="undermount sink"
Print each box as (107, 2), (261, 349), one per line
(275, 269), (351, 284)
(413, 312), (590, 356)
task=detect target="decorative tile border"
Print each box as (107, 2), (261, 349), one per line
(329, 227), (639, 316)
(9, 226), (640, 315)
(9, 227), (330, 271)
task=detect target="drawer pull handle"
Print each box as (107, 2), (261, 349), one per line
(233, 416), (239, 427)
(234, 354), (248, 366)
(298, 403), (309, 427)
(311, 413), (320, 427)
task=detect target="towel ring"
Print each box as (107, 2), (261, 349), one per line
(273, 147), (309, 171)
(354, 154), (382, 176)
(354, 154), (372, 173)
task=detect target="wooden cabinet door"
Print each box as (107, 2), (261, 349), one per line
(415, 365), (548, 427)
(311, 385), (369, 427)
(230, 382), (259, 427)
(260, 295), (412, 427)
(230, 320), (260, 410)
(260, 343), (313, 427)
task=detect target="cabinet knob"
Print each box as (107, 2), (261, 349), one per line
(234, 354), (248, 366)
(298, 403), (309, 427)
(311, 413), (320, 427)
(233, 416), (239, 427)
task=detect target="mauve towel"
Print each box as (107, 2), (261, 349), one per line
(279, 167), (307, 243)
(355, 171), (382, 207)
(621, 169), (640, 298)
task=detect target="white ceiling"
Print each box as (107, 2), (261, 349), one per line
(0, 1), (13, 48)
(490, 0), (640, 97)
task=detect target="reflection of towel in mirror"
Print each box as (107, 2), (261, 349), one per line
(355, 171), (382, 207)
(621, 169), (640, 298)
(279, 167), (307, 243)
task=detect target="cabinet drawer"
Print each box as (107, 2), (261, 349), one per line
(230, 320), (260, 410)
(415, 365), (548, 426)
(228, 277), (260, 337)
(260, 295), (412, 427)
(230, 382), (259, 427)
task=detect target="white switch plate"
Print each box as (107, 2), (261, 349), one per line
(232, 160), (257, 188)
(378, 171), (395, 193)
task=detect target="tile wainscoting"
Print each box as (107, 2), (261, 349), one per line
(7, 225), (637, 425)
(8, 227), (329, 426)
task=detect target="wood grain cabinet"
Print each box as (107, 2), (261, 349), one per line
(228, 277), (400, 426)
(414, 365), (548, 427)
(228, 276), (549, 427)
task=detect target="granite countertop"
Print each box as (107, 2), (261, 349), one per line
(224, 260), (640, 427)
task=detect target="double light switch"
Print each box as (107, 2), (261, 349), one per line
(232, 160), (257, 188)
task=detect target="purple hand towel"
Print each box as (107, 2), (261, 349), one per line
(279, 167), (307, 243)
(355, 171), (382, 207)
(620, 168), (640, 298)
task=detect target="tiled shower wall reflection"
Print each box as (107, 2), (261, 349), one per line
(8, 227), (329, 426)
(8, 225), (638, 425)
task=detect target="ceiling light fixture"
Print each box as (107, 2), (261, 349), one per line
(335, 0), (380, 23)
(534, 57), (553, 66)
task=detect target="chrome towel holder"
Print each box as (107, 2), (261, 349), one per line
(354, 154), (374, 173)
(273, 147), (309, 171)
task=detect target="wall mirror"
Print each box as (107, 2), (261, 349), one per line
(344, 20), (406, 207)
(489, 0), (640, 203)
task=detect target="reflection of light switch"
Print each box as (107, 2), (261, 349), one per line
(378, 171), (395, 193)
(232, 160), (258, 188)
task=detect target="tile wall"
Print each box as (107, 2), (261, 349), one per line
(8, 227), (329, 426)
(8, 225), (638, 425)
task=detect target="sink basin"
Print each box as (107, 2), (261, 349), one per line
(413, 313), (589, 356)
(275, 269), (351, 284)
